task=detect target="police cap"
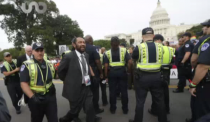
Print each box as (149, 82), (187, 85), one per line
(142, 27), (154, 35)
(182, 32), (192, 38)
(153, 34), (164, 41)
(32, 42), (44, 50)
(201, 19), (210, 26)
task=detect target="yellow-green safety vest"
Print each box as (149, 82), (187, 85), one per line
(137, 42), (163, 72)
(23, 60), (55, 94)
(105, 47), (126, 67)
(3, 59), (17, 76)
(61, 50), (71, 59)
(162, 46), (175, 65)
(100, 53), (104, 69)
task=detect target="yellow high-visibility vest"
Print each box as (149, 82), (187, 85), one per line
(23, 60), (55, 94)
(137, 42), (163, 72)
(105, 47), (126, 67)
(3, 59), (17, 76)
(162, 46), (175, 65)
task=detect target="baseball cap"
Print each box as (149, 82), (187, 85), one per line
(182, 32), (192, 38)
(201, 19), (210, 26)
(153, 34), (164, 41)
(142, 27), (154, 35)
(3, 52), (11, 57)
(32, 42), (44, 50)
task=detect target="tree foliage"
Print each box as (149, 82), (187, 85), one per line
(0, 0), (83, 56)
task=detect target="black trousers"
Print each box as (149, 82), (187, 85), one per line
(6, 82), (23, 111)
(90, 67), (100, 110)
(108, 70), (128, 111)
(99, 79), (108, 104)
(151, 69), (170, 113)
(64, 86), (95, 122)
(194, 82), (210, 121)
(28, 93), (58, 122)
(134, 71), (167, 122)
(177, 66), (192, 90)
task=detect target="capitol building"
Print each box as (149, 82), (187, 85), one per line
(104, 0), (197, 46)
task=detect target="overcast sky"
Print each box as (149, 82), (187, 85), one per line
(0, 0), (210, 50)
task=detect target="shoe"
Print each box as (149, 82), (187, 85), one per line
(16, 110), (21, 114)
(123, 110), (128, 114)
(173, 89), (184, 93)
(59, 117), (72, 122)
(103, 103), (108, 106)
(73, 118), (82, 122)
(110, 110), (116, 114)
(186, 118), (192, 122)
(95, 108), (104, 114)
(95, 116), (102, 122)
(129, 119), (134, 122)
(148, 109), (157, 116)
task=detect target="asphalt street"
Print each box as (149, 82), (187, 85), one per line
(0, 73), (192, 122)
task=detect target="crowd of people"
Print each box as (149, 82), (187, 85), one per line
(0, 19), (210, 122)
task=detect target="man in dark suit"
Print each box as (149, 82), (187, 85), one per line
(17, 45), (33, 104)
(58, 37), (101, 122)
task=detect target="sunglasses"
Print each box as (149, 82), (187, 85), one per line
(6, 55), (11, 57)
(35, 49), (44, 52)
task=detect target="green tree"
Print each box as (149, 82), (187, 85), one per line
(93, 40), (111, 49)
(186, 25), (203, 38)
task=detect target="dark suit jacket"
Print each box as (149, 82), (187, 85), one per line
(17, 54), (27, 67)
(58, 51), (90, 102)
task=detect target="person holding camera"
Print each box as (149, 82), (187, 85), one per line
(1, 52), (23, 114)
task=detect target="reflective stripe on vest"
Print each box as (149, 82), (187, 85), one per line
(23, 60), (55, 94)
(162, 46), (175, 65)
(106, 47), (126, 67)
(137, 42), (163, 71)
(44, 53), (48, 61)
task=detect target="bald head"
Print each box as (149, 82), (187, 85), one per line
(25, 45), (32, 56)
(84, 35), (93, 45)
(101, 47), (106, 54)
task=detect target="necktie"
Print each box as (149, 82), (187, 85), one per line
(81, 55), (87, 75)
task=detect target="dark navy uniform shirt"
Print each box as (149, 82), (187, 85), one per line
(1, 61), (20, 83)
(193, 35), (210, 54)
(85, 44), (100, 67)
(198, 38), (210, 65)
(20, 59), (53, 86)
(180, 40), (194, 64)
(175, 46), (184, 66)
(132, 41), (158, 63)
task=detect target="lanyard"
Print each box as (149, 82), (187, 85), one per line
(36, 62), (49, 85)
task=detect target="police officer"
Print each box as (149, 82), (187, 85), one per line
(84, 35), (104, 114)
(129, 27), (168, 122)
(173, 32), (194, 93)
(99, 47), (108, 106)
(186, 19), (210, 122)
(104, 36), (132, 114)
(149, 34), (175, 115)
(189, 22), (210, 121)
(20, 42), (58, 122)
(1, 52), (23, 114)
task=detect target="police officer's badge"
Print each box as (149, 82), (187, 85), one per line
(36, 42), (41, 47)
(20, 65), (25, 72)
(0, 64), (3, 68)
(201, 43), (209, 51)
(185, 44), (189, 48)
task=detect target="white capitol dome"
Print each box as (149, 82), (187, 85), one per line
(105, 0), (197, 45)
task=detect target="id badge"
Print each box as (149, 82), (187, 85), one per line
(84, 75), (91, 86)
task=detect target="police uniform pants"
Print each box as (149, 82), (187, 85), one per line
(64, 86), (95, 122)
(151, 69), (170, 113)
(177, 66), (192, 90)
(195, 82), (210, 121)
(6, 82), (23, 111)
(90, 67), (100, 111)
(28, 93), (58, 122)
(108, 71), (128, 111)
(134, 72), (167, 122)
(99, 77), (108, 104)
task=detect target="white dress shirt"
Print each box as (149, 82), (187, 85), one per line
(75, 50), (88, 84)
(26, 54), (33, 60)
